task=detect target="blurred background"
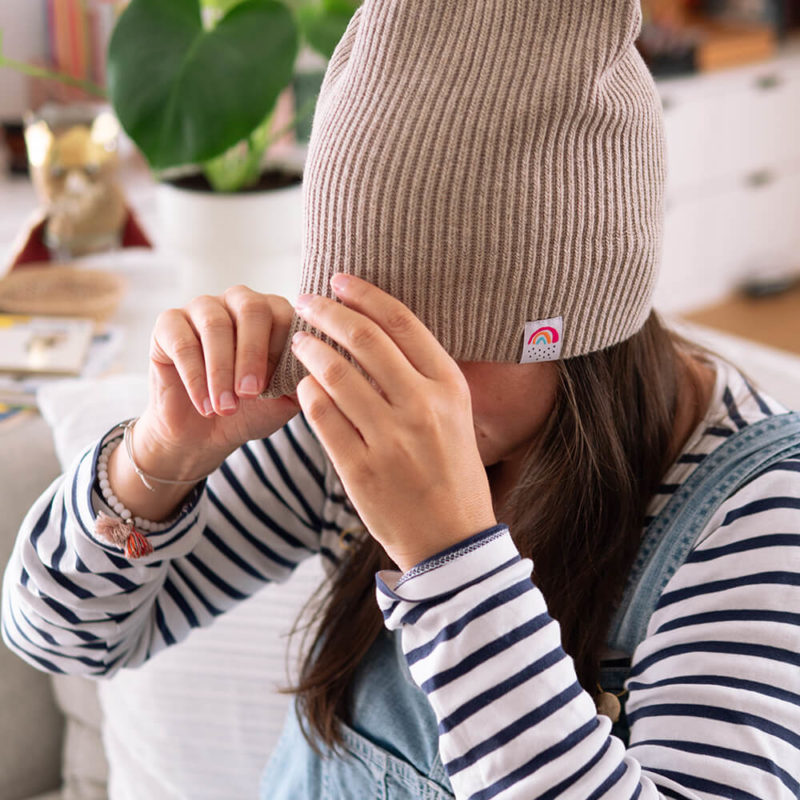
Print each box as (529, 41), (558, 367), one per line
(1, 0), (799, 327)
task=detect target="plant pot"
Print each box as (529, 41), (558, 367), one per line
(155, 168), (304, 302)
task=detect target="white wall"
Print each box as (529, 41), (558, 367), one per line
(0, 1), (47, 120)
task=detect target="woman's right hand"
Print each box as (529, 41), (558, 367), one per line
(128, 285), (300, 494)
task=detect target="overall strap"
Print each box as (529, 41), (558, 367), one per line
(607, 411), (800, 657)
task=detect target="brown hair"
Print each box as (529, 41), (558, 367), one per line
(289, 310), (706, 749)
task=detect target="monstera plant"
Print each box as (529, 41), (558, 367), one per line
(0, 0), (359, 192)
(109, 0), (359, 190)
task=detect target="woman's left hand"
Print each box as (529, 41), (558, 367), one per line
(291, 273), (497, 572)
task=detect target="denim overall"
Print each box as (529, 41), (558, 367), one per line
(260, 412), (800, 799)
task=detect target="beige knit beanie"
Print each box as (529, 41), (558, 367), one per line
(264, 0), (666, 398)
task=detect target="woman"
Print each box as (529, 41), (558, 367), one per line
(5, 1), (800, 797)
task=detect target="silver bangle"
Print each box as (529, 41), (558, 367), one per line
(97, 439), (173, 533)
(120, 418), (212, 493)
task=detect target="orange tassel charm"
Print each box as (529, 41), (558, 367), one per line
(95, 511), (154, 559)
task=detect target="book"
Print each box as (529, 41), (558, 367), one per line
(0, 314), (94, 376)
(0, 324), (122, 408)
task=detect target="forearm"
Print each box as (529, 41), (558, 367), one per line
(377, 528), (658, 799)
(378, 521), (800, 799)
(1, 432), (206, 676)
(2, 414), (334, 677)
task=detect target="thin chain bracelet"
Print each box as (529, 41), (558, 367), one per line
(120, 417), (213, 492)
(93, 420), (211, 558)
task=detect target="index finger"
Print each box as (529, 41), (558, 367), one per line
(328, 273), (457, 382)
(223, 287), (293, 397)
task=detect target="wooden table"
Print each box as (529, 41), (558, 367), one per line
(682, 283), (800, 357)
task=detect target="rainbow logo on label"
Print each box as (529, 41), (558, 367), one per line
(521, 317), (564, 363)
(527, 326), (560, 346)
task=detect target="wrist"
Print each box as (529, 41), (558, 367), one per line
(134, 411), (221, 482)
(105, 425), (203, 523)
(392, 516), (500, 574)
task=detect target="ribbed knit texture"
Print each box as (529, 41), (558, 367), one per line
(265, 0), (666, 398)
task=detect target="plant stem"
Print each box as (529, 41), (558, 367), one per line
(263, 91), (319, 151)
(0, 31), (107, 99)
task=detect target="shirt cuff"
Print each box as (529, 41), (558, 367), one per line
(375, 525), (530, 628)
(75, 422), (207, 563)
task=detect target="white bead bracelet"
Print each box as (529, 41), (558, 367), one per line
(97, 438), (175, 534)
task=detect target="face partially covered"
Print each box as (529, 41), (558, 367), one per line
(456, 360), (559, 469)
(284, 274), (555, 568)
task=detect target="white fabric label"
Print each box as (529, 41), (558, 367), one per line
(521, 317), (564, 363)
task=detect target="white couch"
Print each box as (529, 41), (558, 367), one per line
(2, 322), (800, 800)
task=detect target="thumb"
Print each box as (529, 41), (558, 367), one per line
(238, 392), (301, 439)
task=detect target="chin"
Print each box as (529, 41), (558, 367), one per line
(474, 431), (498, 467)
(478, 447), (503, 469)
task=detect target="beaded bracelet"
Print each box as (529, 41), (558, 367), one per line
(98, 437), (178, 530)
(93, 419), (211, 559)
(94, 437), (168, 558)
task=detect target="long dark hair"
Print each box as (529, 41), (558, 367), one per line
(289, 310), (705, 748)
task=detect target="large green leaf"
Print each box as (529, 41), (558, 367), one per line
(298, 0), (358, 59)
(108, 0), (298, 169)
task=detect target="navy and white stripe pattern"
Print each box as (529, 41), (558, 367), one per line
(2, 413), (359, 676)
(3, 358), (800, 799)
(376, 360), (800, 799)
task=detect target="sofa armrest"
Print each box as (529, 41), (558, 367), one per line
(0, 413), (65, 800)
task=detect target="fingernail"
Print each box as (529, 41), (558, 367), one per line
(239, 374), (259, 395)
(331, 274), (351, 292)
(295, 294), (313, 310)
(292, 331), (307, 347)
(220, 391), (237, 411)
(202, 397), (214, 416)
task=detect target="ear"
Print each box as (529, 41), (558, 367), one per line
(24, 119), (54, 168)
(90, 110), (121, 149)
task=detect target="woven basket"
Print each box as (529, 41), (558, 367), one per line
(0, 264), (126, 323)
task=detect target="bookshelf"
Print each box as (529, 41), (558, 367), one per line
(28, 0), (123, 106)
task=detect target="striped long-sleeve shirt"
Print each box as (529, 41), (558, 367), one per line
(3, 357), (800, 799)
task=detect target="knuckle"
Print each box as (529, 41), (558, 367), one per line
(186, 372), (209, 396)
(207, 364), (234, 383)
(188, 293), (218, 311)
(158, 307), (182, 324)
(406, 399), (442, 435)
(270, 298), (294, 327)
(223, 284), (250, 300)
(306, 396), (330, 423)
(322, 359), (349, 388)
(237, 341), (267, 361)
(238, 295), (269, 318)
(345, 321), (378, 350)
(351, 457), (374, 483)
(384, 308), (414, 336)
(197, 313), (232, 337)
(228, 287), (268, 316)
(154, 308), (185, 337)
(171, 335), (202, 359)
